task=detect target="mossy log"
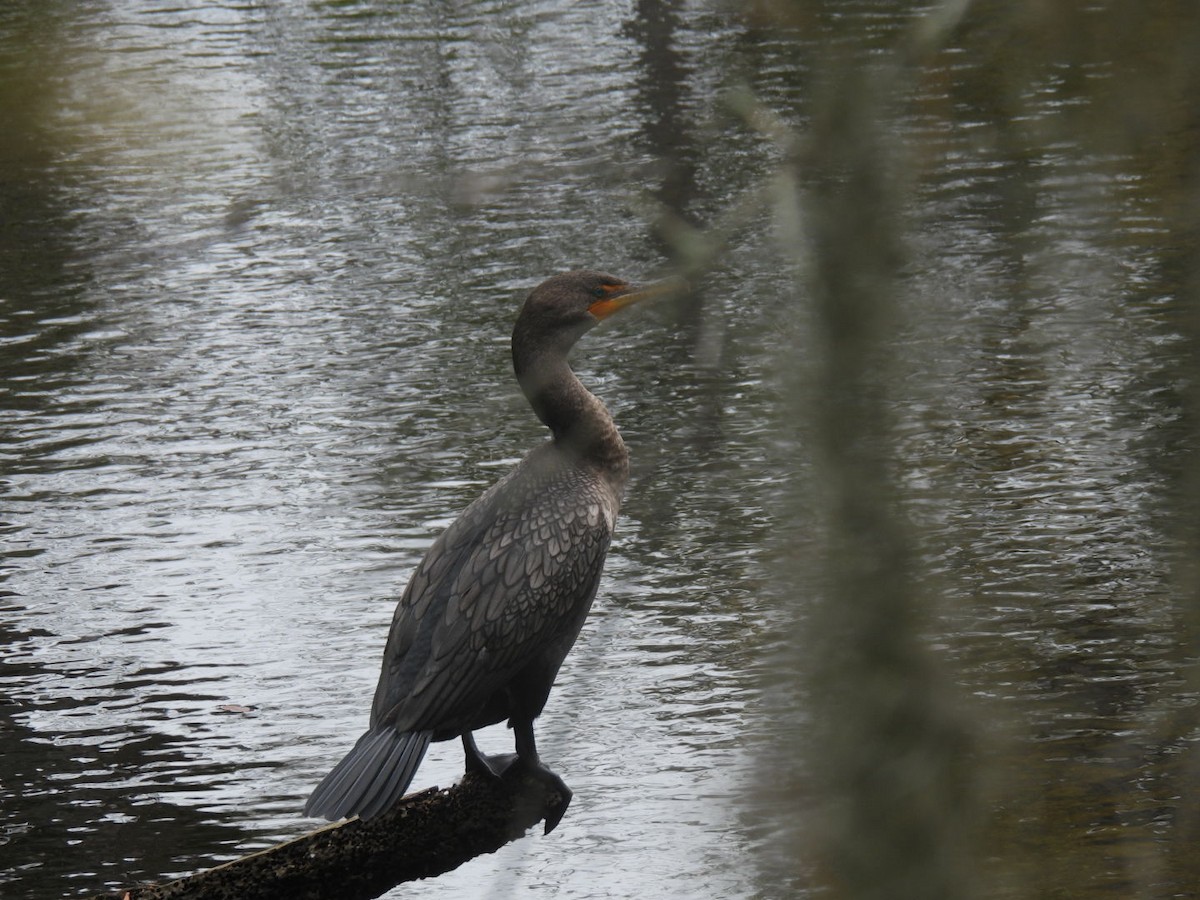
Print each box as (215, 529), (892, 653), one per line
(86, 768), (568, 900)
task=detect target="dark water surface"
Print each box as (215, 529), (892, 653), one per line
(3, 2), (1199, 898)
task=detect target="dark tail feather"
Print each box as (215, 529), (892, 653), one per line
(304, 729), (433, 821)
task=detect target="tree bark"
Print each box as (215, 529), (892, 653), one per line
(86, 769), (568, 900)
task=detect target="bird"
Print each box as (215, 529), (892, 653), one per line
(304, 270), (671, 833)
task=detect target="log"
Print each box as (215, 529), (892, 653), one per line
(86, 767), (569, 900)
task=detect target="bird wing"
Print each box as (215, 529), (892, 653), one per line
(369, 455), (616, 734)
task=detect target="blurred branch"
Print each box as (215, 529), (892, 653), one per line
(795, 61), (974, 900)
(903, 0), (975, 63)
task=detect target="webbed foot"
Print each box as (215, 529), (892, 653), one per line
(468, 750), (519, 778)
(504, 757), (573, 834)
(462, 732), (518, 778)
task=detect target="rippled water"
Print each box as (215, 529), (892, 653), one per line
(3, 2), (1199, 899)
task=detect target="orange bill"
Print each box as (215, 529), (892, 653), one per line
(588, 277), (685, 320)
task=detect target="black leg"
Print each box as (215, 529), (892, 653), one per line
(513, 718), (539, 764)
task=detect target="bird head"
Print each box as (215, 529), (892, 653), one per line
(511, 270), (681, 441)
(514, 270), (673, 359)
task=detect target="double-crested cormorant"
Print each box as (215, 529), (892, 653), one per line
(304, 270), (669, 832)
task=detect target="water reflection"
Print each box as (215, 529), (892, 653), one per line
(3, 1), (1200, 899)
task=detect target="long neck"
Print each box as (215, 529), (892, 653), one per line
(513, 345), (629, 481)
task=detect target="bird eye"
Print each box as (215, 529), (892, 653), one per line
(592, 286), (606, 298)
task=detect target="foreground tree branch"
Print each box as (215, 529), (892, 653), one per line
(86, 768), (568, 900)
